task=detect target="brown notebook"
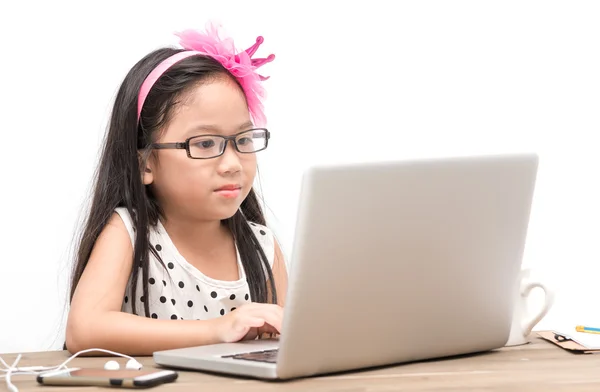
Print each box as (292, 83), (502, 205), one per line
(537, 330), (600, 353)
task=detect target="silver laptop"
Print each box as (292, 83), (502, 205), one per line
(153, 153), (538, 380)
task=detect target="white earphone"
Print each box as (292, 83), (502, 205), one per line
(103, 358), (143, 371)
(1, 348), (143, 392)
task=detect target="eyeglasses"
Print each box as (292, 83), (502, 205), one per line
(150, 128), (270, 159)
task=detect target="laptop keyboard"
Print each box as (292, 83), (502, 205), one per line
(222, 349), (279, 363)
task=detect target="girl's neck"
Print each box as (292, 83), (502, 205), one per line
(159, 213), (231, 255)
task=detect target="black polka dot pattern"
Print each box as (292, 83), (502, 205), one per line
(260, 230), (266, 235)
(131, 277), (256, 322)
(168, 262), (174, 269)
(155, 244), (162, 251)
(134, 282), (255, 322)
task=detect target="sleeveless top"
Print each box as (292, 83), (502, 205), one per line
(114, 207), (275, 320)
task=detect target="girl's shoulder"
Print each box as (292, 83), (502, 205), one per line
(114, 207), (136, 244)
(247, 221), (276, 267)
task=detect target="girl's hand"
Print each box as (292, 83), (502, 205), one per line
(215, 303), (284, 343)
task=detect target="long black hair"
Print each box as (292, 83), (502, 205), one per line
(68, 48), (277, 319)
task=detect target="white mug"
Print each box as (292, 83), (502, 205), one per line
(505, 268), (554, 346)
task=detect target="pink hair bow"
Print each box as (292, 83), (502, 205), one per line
(175, 24), (275, 126)
(137, 23), (275, 127)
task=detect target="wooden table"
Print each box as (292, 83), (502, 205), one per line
(2, 336), (599, 391)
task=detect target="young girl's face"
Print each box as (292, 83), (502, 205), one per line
(145, 76), (257, 222)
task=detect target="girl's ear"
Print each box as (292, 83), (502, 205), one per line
(138, 151), (154, 185)
(143, 166), (154, 185)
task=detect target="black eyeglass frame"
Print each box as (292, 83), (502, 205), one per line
(150, 128), (271, 159)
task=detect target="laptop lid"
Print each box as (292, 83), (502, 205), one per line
(275, 153), (538, 379)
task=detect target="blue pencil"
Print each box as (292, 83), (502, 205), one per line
(576, 325), (600, 334)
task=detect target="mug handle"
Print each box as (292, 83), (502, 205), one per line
(520, 280), (555, 335)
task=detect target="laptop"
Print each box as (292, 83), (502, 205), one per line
(153, 153), (539, 380)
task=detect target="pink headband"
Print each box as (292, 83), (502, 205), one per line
(137, 23), (275, 127)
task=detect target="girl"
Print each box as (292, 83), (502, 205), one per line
(65, 24), (288, 356)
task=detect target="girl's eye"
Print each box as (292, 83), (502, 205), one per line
(237, 137), (253, 146)
(195, 139), (215, 149)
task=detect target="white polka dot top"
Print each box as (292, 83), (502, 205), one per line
(114, 207), (275, 320)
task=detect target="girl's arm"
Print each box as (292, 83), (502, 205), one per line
(65, 213), (223, 356)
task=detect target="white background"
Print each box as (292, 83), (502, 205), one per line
(0, 0), (598, 353)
